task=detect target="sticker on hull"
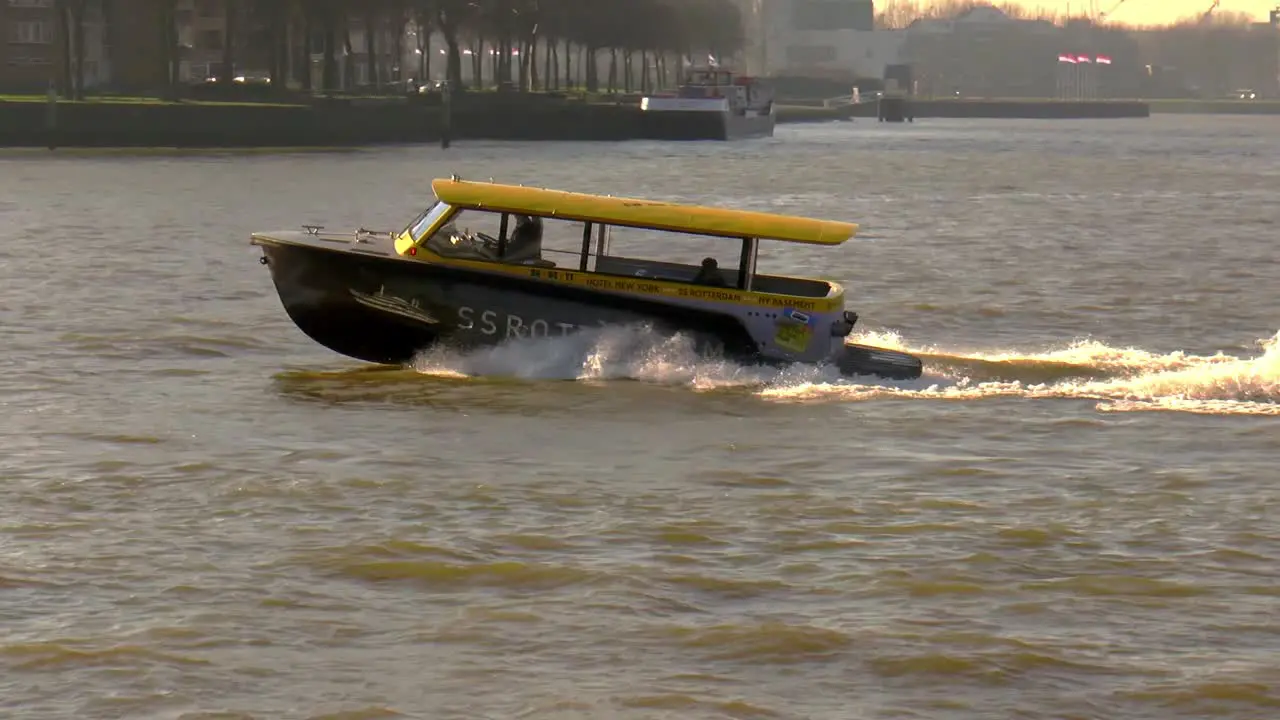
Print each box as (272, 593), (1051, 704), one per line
(773, 308), (815, 353)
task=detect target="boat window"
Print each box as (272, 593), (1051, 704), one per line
(408, 201), (452, 241)
(424, 210), (596, 269)
(605, 226), (732, 270)
(424, 208), (507, 260)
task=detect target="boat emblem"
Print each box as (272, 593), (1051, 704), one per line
(349, 287), (440, 325)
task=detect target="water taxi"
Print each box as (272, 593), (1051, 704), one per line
(250, 177), (922, 381)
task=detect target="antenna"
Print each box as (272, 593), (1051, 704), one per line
(1198, 0), (1219, 25)
(1098, 0), (1129, 22)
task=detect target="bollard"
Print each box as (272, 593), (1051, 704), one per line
(45, 80), (58, 150)
(440, 82), (452, 149)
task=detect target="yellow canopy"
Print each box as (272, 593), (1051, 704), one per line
(430, 178), (858, 246)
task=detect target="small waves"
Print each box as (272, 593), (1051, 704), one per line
(408, 324), (1280, 416)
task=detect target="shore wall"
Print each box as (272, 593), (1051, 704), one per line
(0, 94), (650, 148)
(1147, 99), (1280, 115)
(844, 99), (1151, 119)
(6, 93), (1276, 148)
(792, 98), (1280, 122)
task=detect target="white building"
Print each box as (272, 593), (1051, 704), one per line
(740, 0), (905, 79)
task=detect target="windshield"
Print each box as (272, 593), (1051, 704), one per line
(406, 201), (452, 241)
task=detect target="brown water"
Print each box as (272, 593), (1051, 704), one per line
(2, 116), (1278, 720)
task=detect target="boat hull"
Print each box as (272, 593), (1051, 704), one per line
(256, 237), (922, 381)
(638, 110), (776, 141)
(259, 241), (763, 366)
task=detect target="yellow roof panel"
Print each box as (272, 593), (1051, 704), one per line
(429, 178), (857, 246)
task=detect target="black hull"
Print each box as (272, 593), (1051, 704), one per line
(259, 242), (762, 366)
(257, 241), (924, 381)
(638, 110), (776, 141)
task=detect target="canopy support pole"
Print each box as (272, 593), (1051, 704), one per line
(737, 237), (758, 291)
(579, 222), (592, 272)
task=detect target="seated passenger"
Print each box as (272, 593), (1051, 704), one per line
(692, 257), (727, 286)
(504, 214), (544, 264)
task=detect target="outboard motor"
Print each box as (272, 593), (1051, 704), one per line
(831, 310), (859, 337)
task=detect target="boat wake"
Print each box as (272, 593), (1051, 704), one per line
(410, 326), (1280, 416)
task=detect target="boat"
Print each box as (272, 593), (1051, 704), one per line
(249, 177), (923, 381)
(638, 68), (776, 141)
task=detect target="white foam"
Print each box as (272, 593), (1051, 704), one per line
(411, 325), (1280, 417)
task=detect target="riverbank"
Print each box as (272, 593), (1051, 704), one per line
(5, 92), (1277, 148)
(1146, 98), (1280, 114)
(782, 98), (1151, 121)
(780, 97), (1280, 122)
(0, 93), (654, 148)
(3, 92), (822, 147)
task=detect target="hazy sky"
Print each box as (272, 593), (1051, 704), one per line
(976, 0), (1277, 25)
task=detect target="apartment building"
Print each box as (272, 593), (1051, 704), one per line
(0, 0), (120, 92)
(1, 0), (57, 90)
(1, 0), (240, 93)
(739, 0), (902, 80)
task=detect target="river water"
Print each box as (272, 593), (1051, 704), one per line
(2, 115), (1277, 720)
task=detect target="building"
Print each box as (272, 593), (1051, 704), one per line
(1, 0), (269, 94)
(2, 0), (118, 93)
(1, 0), (59, 91)
(901, 6), (1066, 97)
(741, 0), (902, 80)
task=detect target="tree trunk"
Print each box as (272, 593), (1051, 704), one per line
(504, 37), (514, 85)
(71, 0), (85, 98)
(220, 0), (236, 84)
(607, 48), (616, 93)
(548, 40), (557, 90)
(300, 9), (314, 91)
(435, 10), (462, 89)
(54, 0), (73, 97)
(268, 2), (285, 86)
(525, 39), (536, 91)
(391, 16), (403, 83)
(161, 0), (179, 99)
(322, 10), (338, 91)
(342, 23), (355, 89)
(563, 39), (571, 90)
(544, 36), (552, 91)
(415, 11), (426, 81)
(364, 9), (378, 89)
(492, 39), (502, 85)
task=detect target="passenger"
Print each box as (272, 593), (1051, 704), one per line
(692, 257), (727, 286)
(505, 214), (544, 263)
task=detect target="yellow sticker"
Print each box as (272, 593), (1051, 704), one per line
(774, 322), (812, 353)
